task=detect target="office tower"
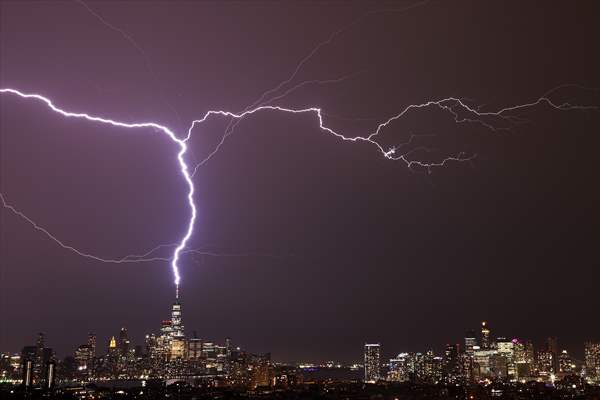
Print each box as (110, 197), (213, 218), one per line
(388, 353), (411, 382)
(168, 298), (186, 360)
(547, 337), (559, 374)
(23, 359), (33, 388)
(559, 350), (574, 373)
(250, 353), (273, 389)
(496, 338), (515, 378)
(424, 350), (443, 384)
(74, 344), (93, 372)
(465, 330), (477, 357)
(585, 341), (600, 380)
(87, 333), (97, 359)
(171, 300), (184, 338)
(537, 349), (554, 376)
(119, 328), (130, 356)
(188, 337), (202, 361)
(473, 347), (496, 379)
(364, 343), (381, 382)
(34, 333), (45, 382)
(45, 361), (56, 389)
(108, 336), (118, 355)
(481, 322), (491, 349)
(513, 339), (533, 380)
(21, 346), (37, 386)
(443, 344), (462, 383)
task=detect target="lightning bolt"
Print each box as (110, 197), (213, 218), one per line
(0, 88), (191, 293)
(0, 86), (596, 298)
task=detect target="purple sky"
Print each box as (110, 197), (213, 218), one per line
(1, 1), (599, 362)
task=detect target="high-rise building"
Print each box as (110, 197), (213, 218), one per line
(465, 331), (477, 357)
(536, 349), (554, 377)
(87, 333), (97, 359)
(585, 341), (600, 381)
(388, 353), (411, 382)
(108, 336), (118, 356)
(20, 346), (37, 386)
(34, 333), (45, 382)
(481, 322), (491, 350)
(119, 328), (130, 356)
(443, 344), (462, 383)
(188, 337), (202, 361)
(23, 359), (33, 388)
(250, 353), (273, 389)
(168, 299), (186, 360)
(496, 338), (515, 378)
(171, 301), (184, 339)
(559, 350), (574, 374)
(473, 348), (496, 379)
(74, 344), (93, 372)
(364, 343), (381, 382)
(424, 350), (443, 384)
(513, 339), (534, 380)
(546, 337), (559, 374)
(45, 360), (56, 389)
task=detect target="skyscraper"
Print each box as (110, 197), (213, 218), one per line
(87, 333), (96, 359)
(171, 301), (184, 338)
(34, 333), (45, 382)
(364, 343), (381, 382)
(388, 353), (411, 382)
(481, 322), (491, 350)
(442, 344), (462, 383)
(464, 330), (477, 357)
(169, 299), (186, 360)
(546, 337), (559, 374)
(585, 341), (600, 381)
(119, 327), (130, 356)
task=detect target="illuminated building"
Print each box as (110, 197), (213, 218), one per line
(45, 360), (55, 389)
(547, 337), (559, 374)
(364, 343), (381, 382)
(23, 359), (33, 388)
(249, 353), (273, 388)
(513, 339), (534, 380)
(442, 344), (462, 383)
(161, 299), (186, 361)
(465, 330), (477, 357)
(74, 344), (93, 375)
(585, 341), (600, 381)
(473, 348), (496, 379)
(388, 353), (411, 382)
(496, 338), (515, 378)
(34, 333), (44, 383)
(119, 327), (130, 356)
(490, 354), (510, 380)
(424, 351), (443, 384)
(171, 301), (184, 338)
(559, 349), (574, 374)
(108, 336), (118, 354)
(20, 346), (37, 386)
(481, 322), (491, 350)
(188, 337), (202, 361)
(87, 333), (96, 359)
(20, 336), (54, 387)
(536, 349), (554, 377)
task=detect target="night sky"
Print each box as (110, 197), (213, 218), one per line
(1, 1), (599, 363)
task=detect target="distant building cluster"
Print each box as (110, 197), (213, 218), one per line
(0, 297), (296, 391)
(365, 321), (600, 387)
(2, 314), (599, 398)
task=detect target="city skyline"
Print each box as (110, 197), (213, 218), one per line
(4, 306), (599, 390)
(1, 0), (599, 366)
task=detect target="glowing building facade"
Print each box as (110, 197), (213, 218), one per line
(364, 343), (381, 382)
